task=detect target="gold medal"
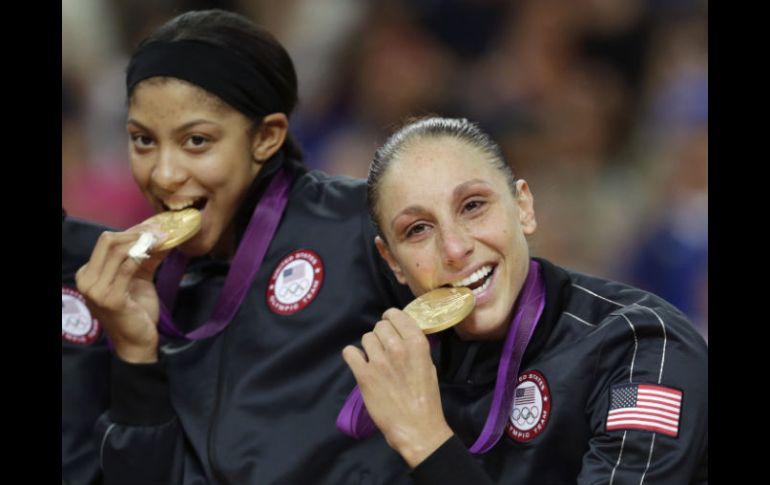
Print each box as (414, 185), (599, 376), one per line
(132, 208), (202, 252)
(403, 287), (476, 334)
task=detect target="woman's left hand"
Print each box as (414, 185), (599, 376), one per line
(342, 308), (454, 468)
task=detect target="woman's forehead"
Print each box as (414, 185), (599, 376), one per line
(380, 146), (504, 210)
(131, 77), (229, 113)
(389, 138), (497, 181)
(402, 136), (487, 161)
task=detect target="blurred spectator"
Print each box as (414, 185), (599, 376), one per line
(62, 75), (153, 229)
(295, 2), (456, 176)
(619, 3), (708, 339)
(622, 119), (707, 338)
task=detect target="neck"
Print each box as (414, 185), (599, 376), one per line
(211, 223), (237, 261)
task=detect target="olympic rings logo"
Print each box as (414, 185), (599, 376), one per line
(62, 314), (91, 334)
(278, 280), (310, 298)
(62, 293), (93, 335)
(511, 405), (540, 425)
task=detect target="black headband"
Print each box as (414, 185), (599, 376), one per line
(126, 40), (282, 119)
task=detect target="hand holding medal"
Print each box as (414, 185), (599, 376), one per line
(341, 288), (475, 467)
(75, 208), (201, 363)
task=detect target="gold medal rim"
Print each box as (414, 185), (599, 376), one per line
(403, 287), (476, 334)
(134, 208), (203, 252)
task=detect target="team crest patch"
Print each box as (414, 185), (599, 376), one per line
(62, 287), (100, 345)
(505, 370), (551, 442)
(267, 249), (324, 315)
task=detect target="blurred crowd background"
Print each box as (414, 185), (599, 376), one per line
(62, 0), (708, 340)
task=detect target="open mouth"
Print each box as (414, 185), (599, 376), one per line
(161, 197), (208, 212)
(448, 264), (497, 296)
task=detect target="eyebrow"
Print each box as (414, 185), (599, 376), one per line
(452, 179), (491, 200)
(126, 118), (219, 135)
(388, 179), (492, 230)
(389, 205), (430, 232)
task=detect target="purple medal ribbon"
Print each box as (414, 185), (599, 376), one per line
(468, 259), (544, 453)
(156, 167), (293, 340)
(336, 259), (545, 454)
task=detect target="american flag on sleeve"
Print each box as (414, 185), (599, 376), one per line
(606, 383), (682, 437)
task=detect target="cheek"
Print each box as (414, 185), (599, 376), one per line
(473, 223), (505, 250)
(411, 260), (426, 278)
(201, 155), (255, 190)
(407, 252), (440, 288)
(130, 160), (150, 189)
(480, 211), (517, 250)
(195, 162), (229, 186)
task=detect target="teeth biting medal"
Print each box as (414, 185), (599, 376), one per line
(127, 208), (203, 260)
(403, 287), (476, 334)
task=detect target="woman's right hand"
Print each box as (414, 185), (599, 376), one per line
(75, 229), (168, 363)
(342, 308), (454, 468)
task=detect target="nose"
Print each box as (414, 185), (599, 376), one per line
(438, 223), (474, 268)
(151, 148), (188, 192)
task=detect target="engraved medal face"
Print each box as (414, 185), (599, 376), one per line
(133, 208), (202, 251)
(403, 287), (475, 334)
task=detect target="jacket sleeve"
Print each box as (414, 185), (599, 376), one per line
(96, 356), (187, 485)
(410, 435), (495, 485)
(62, 338), (111, 485)
(578, 305), (708, 485)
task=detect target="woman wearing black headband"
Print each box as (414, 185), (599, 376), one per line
(340, 117), (708, 484)
(75, 9), (413, 484)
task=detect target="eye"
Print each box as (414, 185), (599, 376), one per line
(462, 199), (486, 213)
(130, 133), (155, 150)
(406, 222), (430, 239)
(184, 134), (210, 149)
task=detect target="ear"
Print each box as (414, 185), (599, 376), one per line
(375, 236), (408, 285)
(514, 179), (537, 235)
(251, 113), (289, 162)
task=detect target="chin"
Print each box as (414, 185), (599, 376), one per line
(177, 244), (208, 258)
(177, 234), (214, 257)
(455, 313), (508, 341)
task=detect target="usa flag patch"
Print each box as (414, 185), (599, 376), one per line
(606, 383), (682, 437)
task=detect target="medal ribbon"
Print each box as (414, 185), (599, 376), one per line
(336, 259), (545, 455)
(156, 167), (293, 340)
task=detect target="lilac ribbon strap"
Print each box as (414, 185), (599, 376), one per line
(337, 386), (378, 439)
(336, 260), (545, 454)
(156, 168), (293, 340)
(468, 259), (544, 453)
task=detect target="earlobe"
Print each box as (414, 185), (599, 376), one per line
(375, 236), (407, 285)
(251, 113), (289, 161)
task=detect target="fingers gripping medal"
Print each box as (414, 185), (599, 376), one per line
(403, 287), (475, 334)
(127, 208), (202, 262)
